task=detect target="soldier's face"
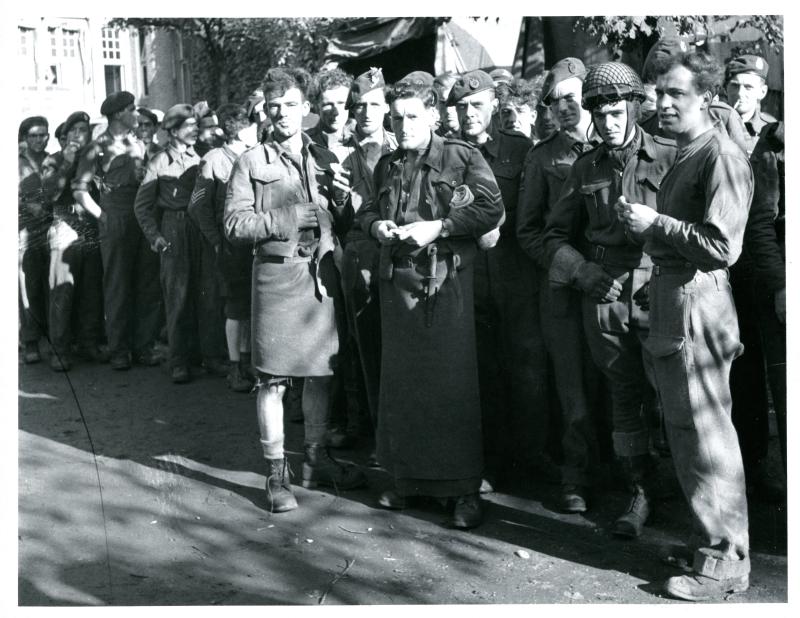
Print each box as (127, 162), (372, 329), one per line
(172, 117), (198, 146)
(119, 104), (139, 131)
(456, 90), (497, 139)
(390, 97), (435, 151)
(500, 101), (534, 137)
(535, 103), (558, 139)
(437, 99), (460, 133)
(318, 86), (350, 133)
(25, 125), (49, 154)
(352, 88), (388, 136)
(656, 65), (710, 137)
(549, 77), (583, 129)
(592, 100), (629, 148)
(66, 121), (91, 148)
(726, 73), (767, 118)
(137, 118), (156, 143)
(267, 87), (310, 141)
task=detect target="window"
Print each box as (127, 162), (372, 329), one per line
(19, 27), (37, 85)
(102, 27), (122, 61)
(19, 27), (34, 56)
(105, 65), (122, 95)
(62, 30), (78, 58)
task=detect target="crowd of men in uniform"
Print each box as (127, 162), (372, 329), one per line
(18, 34), (786, 602)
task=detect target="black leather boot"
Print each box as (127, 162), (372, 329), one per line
(612, 455), (653, 538)
(265, 458), (298, 513)
(301, 443), (367, 490)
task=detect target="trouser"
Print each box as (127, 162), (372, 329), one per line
(340, 238), (382, 428)
(19, 226), (50, 343)
(581, 266), (654, 458)
(645, 268), (749, 564)
(159, 210), (225, 368)
(539, 271), (603, 487)
(728, 267), (770, 471)
(753, 281), (786, 471)
(99, 209), (162, 358)
(474, 239), (549, 478)
(47, 217), (105, 356)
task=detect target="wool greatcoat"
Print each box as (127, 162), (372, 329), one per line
(357, 131), (504, 497)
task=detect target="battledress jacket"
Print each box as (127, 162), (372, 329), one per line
(356, 132), (504, 496)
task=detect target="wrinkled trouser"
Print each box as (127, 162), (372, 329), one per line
(99, 209), (162, 358)
(48, 216), (105, 356)
(19, 226), (50, 343)
(159, 210), (225, 368)
(728, 266), (770, 472)
(539, 271), (604, 487)
(645, 268), (749, 565)
(753, 280), (786, 471)
(581, 265), (655, 458)
(475, 239), (549, 477)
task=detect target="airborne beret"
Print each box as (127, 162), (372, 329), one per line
(725, 54), (769, 82)
(541, 58), (586, 105)
(400, 71), (435, 87)
(162, 104), (196, 130)
(63, 111), (90, 136)
(642, 37), (691, 82)
(19, 115), (49, 142)
(446, 70), (495, 106)
(347, 67), (386, 110)
(54, 122), (66, 141)
(100, 91), (135, 117)
(137, 107), (159, 126)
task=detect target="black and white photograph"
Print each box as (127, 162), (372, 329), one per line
(11, 7), (790, 608)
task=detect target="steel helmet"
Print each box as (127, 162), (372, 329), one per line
(581, 62), (646, 110)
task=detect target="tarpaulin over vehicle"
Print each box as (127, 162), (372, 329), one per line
(324, 17), (441, 63)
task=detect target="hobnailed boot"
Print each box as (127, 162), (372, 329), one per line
(227, 362), (254, 393)
(612, 455), (653, 538)
(265, 458), (298, 513)
(301, 443), (367, 490)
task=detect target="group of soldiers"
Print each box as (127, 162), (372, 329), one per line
(18, 34), (786, 602)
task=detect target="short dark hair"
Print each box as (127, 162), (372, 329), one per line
(656, 51), (724, 96)
(386, 81), (438, 108)
(217, 103), (249, 138)
(506, 78), (540, 109)
(310, 68), (353, 104)
(262, 68), (312, 101)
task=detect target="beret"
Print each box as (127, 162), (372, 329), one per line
(19, 115), (49, 141)
(642, 37), (691, 82)
(162, 104), (196, 130)
(137, 107), (159, 126)
(446, 70), (495, 106)
(726, 54), (769, 82)
(346, 67), (386, 110)
(433, 71), (459, 101)
(63, 111), (90, 135)
(399, 70), (435, 87)
(198, 113), (219, 129)
(489, 68), (514, 85)
(541, 57), (586, 105)
(100, 91), (135, 117)
(54, 122), (66, 140)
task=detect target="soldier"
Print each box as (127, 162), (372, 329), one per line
(136, 107), (162, 162)
(73, 92), (163, 370)
(135, 104), (227, 383)
(357, 72), (504, 529)
(306, 68), (354, 162)
(433, 72), (460, 139)
(194, 102), (225, 158)
(498, 78), (539, 140)
(54, 123), (68, 152)
(533, 73), (559, 142)
(517, 58), (606, 513)
(188, 103), (257, 392)
(544, 63), (678, 536)
(725, 55), (775, 156)
(619, 51), (752, 601)
(337, 67), (397, 454)
(41, 111), (107, 371)
(224, 67), (366, 513)
(18, 116), (52, 364)
(448, 70), (550, 489)
(746, 121), (786, 476)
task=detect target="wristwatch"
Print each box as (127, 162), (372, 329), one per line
(439, 218), (452, 238)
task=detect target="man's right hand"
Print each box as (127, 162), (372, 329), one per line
(575, 262), (623, 302)
(294, 203), (319, 230)
(152, 236), (170, 253)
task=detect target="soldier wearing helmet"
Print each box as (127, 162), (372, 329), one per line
(544, 62), (677, 536)
(516, 57), (607, 510)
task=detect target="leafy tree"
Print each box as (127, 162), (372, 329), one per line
(109, 18), (343, 107)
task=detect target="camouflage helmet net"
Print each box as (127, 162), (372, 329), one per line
(581, 62), (646, 110)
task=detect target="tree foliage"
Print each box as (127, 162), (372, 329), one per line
(574, 15), (784, 59)
(109, 18), (343, 107)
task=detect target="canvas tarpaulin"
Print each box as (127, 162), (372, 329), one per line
(324, 17), (441, 63)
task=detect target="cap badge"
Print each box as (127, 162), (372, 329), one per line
(469, 77), (480, 89)
(755, 58), (764, 70)
(567, 60), (576, 73)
